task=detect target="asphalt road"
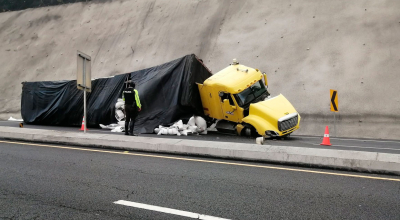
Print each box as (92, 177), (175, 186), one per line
(0, 140), (399, 219)
(1, 121), (400, 154)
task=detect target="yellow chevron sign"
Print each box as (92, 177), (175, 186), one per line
(330, 90), (338, 112)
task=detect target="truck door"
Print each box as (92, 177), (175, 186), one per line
(219, 92), (240, 122)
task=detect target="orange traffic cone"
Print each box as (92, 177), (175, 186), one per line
(320, 126), (331, 146)
(79, 116), (88, 131)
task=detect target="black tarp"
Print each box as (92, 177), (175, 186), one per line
(21, 54), (212, 133)
(1, 0), (90, 12)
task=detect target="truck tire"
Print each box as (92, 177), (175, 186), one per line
(241, 125), (256, 137)
(243, 127), (252, 137)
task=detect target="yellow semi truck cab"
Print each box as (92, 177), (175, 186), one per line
(197, 59), (300, 137)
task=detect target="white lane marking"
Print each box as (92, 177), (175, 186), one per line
(330, 138), (400, 144)
(295, 136), (400, 144)
(312, 143), (400, 151)
(113, 200), (231, 220)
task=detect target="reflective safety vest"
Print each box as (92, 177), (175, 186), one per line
(122, 88), (141, 108)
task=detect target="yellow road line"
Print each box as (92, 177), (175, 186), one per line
(1, 140), (399, 182)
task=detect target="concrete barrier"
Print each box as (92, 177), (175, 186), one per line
(0, 127), (399, 175)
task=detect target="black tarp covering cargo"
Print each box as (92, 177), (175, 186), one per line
(21, 54), (212, 133)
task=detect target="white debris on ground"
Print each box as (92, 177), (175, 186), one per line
(115, 99), (125, 122)
(207, 120), (217, 131)
(256, 137), (264, 145)
(99, 99), (126, 133)
(99, 124), (118, 130)
(8, 117), (23, 122)
(99, 121), (125, 132)
(154, 116), (208, 136)
(111, 126), (125, 133)
(99, 99), (212, 135)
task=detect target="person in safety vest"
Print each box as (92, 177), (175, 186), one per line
(122, 81), (141, 136)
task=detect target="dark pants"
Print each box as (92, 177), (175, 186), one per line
(125, 105), (138, 135)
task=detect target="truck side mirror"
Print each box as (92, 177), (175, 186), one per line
(263, 73), (268, 87)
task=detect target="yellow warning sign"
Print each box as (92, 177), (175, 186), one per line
(330, 90), (338, 112)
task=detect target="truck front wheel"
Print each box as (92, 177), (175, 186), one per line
(241, 125), (256, 137)
(243, 127), (252, 137)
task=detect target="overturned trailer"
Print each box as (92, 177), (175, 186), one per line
(21, 54), (212, 134)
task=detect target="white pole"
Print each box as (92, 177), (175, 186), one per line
(334, 112), (336, 137)
(83, 58), (87, 133)
(84, 89), (87, 133)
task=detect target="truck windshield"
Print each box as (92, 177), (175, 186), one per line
(234, 81), (267, 107)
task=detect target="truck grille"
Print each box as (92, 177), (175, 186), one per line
(278, 114), (298, 131)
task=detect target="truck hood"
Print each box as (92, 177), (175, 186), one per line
(248, 94), (297, 122)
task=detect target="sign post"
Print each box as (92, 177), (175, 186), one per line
(330, 89), (338, 137)
(77, 51), (91, 133)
